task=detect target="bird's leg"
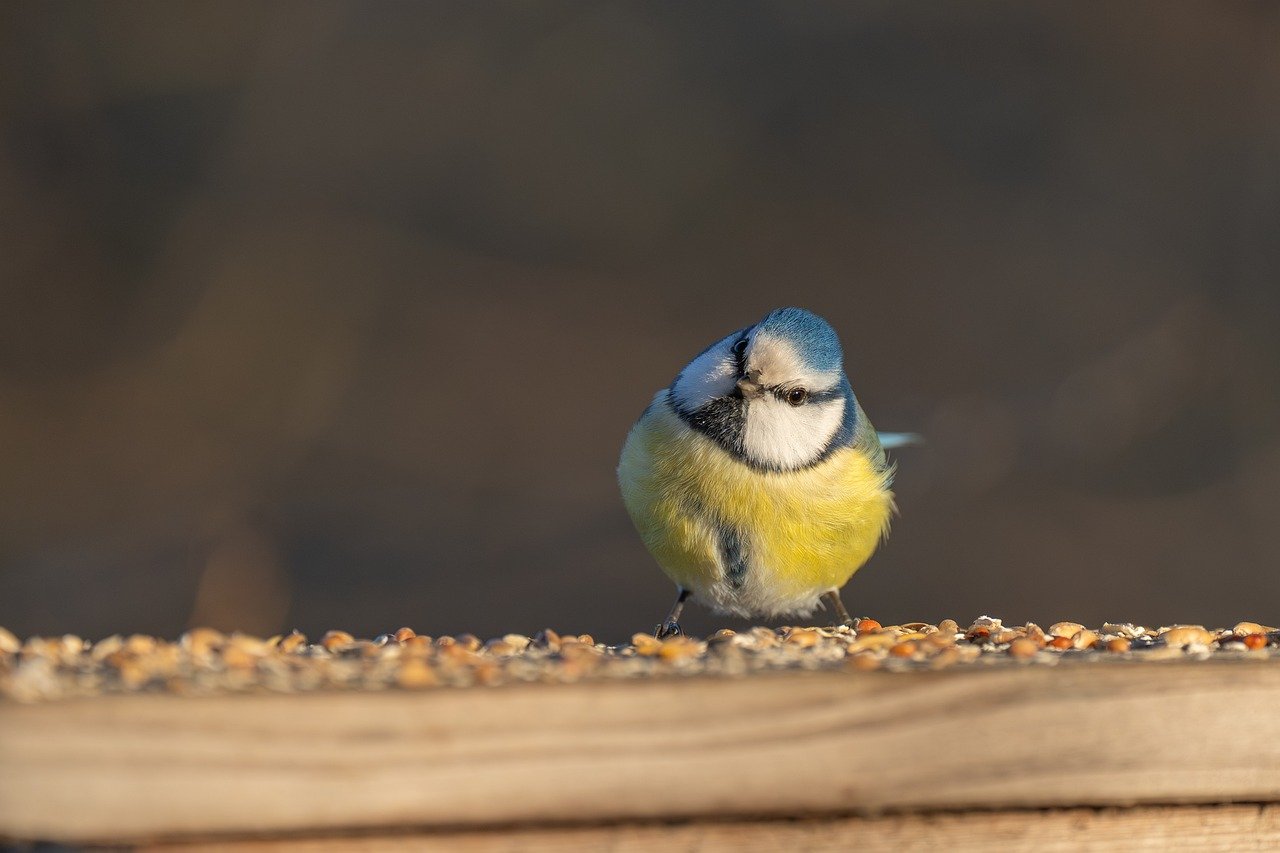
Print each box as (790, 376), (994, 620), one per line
(655, 587), (691, 639)
(821, 589), (855, 628)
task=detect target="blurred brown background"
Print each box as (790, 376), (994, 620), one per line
(1, 2), (1278, 642)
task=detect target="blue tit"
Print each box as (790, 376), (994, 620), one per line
(618, 307), (910, 637)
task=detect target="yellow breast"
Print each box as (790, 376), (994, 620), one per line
(617, 392), (894, 617)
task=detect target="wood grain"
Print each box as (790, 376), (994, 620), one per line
(3, 661), (1280, 844)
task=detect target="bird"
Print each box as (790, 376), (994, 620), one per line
(617, 307), (911, 638)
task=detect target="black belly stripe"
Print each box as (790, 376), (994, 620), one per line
(719, 525), (749, 589)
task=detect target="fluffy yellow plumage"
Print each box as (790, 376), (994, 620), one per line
(619, 391), (894, 619)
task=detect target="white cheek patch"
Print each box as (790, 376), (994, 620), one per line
(671, 335), (739, 412)
(747, 334), (839, 394)
(743, 396), (846, 470)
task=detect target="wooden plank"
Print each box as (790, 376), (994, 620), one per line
(140, 803), (1280, 853)
(3, 661), (1280, 844)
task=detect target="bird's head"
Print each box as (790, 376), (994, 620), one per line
(670, 307), (853, 471)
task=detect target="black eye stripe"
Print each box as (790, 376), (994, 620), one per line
(768, 387), (840, 404)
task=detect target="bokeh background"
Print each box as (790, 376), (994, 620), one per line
(2, 2), (1278, 642)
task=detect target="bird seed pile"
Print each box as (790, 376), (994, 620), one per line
(1, 617), (1277, 703)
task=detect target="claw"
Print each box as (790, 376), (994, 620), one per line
(654, 620), (683, 640)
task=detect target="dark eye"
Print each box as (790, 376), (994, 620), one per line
(786, 388), (808, 406)
(731, 337), (749, 357)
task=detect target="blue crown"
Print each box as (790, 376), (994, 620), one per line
(753, 308), (843, 373)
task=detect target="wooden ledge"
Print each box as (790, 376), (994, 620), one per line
(141, 804), (1280, 852)
(3, 661), (1280, 844)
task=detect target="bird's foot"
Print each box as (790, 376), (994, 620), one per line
(654, 620), (683, 640)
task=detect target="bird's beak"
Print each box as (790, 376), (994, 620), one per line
(736, 375), (765, 400)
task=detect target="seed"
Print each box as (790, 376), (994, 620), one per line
(502, 634), (531, 651)
(1072, 629), (1099, 650)
(855, 618), (882, 633)
(658, 637), (701, 661)
(118, 662), (148, 689)
(1106, 637), (1131, 653)
(1049, 622), (1085, 639)
(1161, 626), (1214, 648)
(924, 630), (956, 649)
(889, 641), (917, 658)
(484, 639), (517, 656)
(632, 633), (662, 656)
(968, 616), (1003, 633)
(785, 628), (821, 647)
(454, 634), (482, 652)
(394, 627), (416, 642)
(849, 633), (897, 652)
(321, 630), (355, 651)
(277, 631), (307, 653)
(936, 619), (960, 636)
(222, 645), (257, 670)
(1007, 638), (1038, 659)
(1243, 633), (1267, 651)
(559, 643), (600, 663)
(530, 629), (561, 650)
(396, 659), (438, 689)
(993, 630), (1020, 645)
(0, 627), (18, 655)
(1234, 622), (1274, 636)
(900, 622), (929, 632)
(929, 647), (961, 669)
(91, 635), (125, 661)
(1048, 636), (1073, 650)
(846, 652), (881, 671)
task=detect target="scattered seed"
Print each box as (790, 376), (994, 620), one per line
(846, 652), (881, 671)
(785, 628), (821, 647)
(1072, 629), (1099, 650)
(321, 630), (355, 652)
(0, 616), (1268, 703)
(277, 631), (307, 653)
(396, 659), (438, 689)
(1007, 638), (1038, 659)
(632, 633), (662, 657)
(889, 641), (917, 658)
(1161, 626), (1214, 648)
